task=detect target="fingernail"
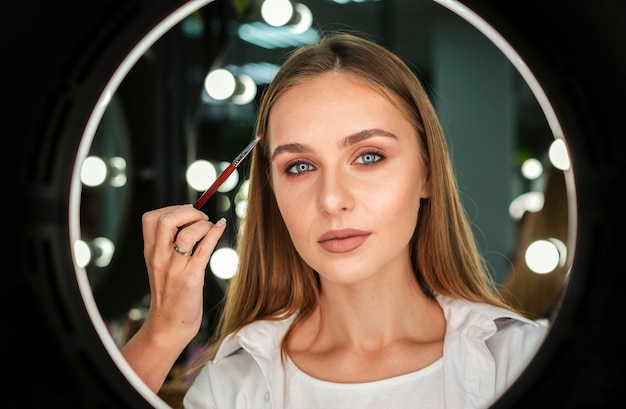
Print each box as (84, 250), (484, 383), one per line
(215, 217), (226, 227)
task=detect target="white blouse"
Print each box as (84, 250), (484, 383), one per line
(183, 295), (548, 409)
(284, 357), (444, 409)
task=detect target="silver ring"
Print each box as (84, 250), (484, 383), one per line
(173, 243), (191, 256)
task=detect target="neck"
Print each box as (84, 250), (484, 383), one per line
(310, 268), (443, 352)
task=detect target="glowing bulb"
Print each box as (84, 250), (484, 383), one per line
(525, 238), (567, 274)
(210, 247), (239, 280)
(74, 239), (91, 268)
(127, 308), (144, 321)
(92, 237), (115, 268)
(509, 191), (544, 220)
(261, 0), (294, 27)
(236, 180), (250, 200)
(231, 74), (257, 105)
(235, 200), (248, 219)
(108, 156), (127, 187)
(521, 158), (543, 180)
(81, 156), (107, 187)
(234, 179), (251, 218)
(204, 69), (236, 100)
(549, 138), (571, 171)
(289, 3), (313, 34)
(186, 160), (217, 191)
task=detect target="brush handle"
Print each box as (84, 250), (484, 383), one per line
(193, 164), (235, 210)
(193, 136), (260, 210)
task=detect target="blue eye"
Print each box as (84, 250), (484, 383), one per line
(287, 162), (315, 174)
(355, 152), (383, 165)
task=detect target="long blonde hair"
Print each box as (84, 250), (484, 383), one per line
(207, 31), (510, 360)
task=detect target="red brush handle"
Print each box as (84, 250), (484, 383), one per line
(192, 136), (260, 211)
(193, 164), (235, 210)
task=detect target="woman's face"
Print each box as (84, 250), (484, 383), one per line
(268, 71), (430, 285)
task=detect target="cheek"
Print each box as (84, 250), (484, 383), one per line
(377, 174), (424, 224)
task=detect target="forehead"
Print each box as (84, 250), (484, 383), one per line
(267, 72), (411, 142)
(277, 71), (390, 105)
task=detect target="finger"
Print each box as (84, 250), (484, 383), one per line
(188, 218), (228, 264)
(183, 219), (227, 286)
(172, 219), (212, 257)
(142, 205), (183, 249)
(143, 206), (187, 274)
(144, 205), (207, 274)
(154, 205), (209, 252)
(171, 219), (227, 289)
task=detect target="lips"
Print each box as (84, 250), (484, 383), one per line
(318, 229), (371, 253)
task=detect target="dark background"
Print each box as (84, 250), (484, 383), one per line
(3, 0), (626, 407)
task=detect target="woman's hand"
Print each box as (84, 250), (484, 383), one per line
(121, 204), (227, 392)
(143, 204), (225, 338)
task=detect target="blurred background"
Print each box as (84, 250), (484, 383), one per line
(11, 0), (626, 408)
(73, 0), (571, 405)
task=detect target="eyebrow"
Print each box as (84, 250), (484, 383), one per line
(339, 128), (398, 148)
(270, 128), (398, 161)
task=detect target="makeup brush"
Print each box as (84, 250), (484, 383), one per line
(193, 135), (261, 210)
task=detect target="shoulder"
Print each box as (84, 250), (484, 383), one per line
(184, 349), (268, 409)
(184, 315), (296, 408)
(213, 314), (296, 362)
(436, 295), (549, 406)
(487, 315), (548, 393)
(436, 293), (547, 337)
(437, 294), (548, 378)
(487, 315), (548, 367)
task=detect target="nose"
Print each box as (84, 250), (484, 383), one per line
(317, 170), (355, 215)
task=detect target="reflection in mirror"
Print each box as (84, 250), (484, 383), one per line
(75, 0), (572, 406)
(78, 94), (132, 295)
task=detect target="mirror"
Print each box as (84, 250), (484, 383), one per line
(71, 0), (573, 406)
(15, 0), (626, 407)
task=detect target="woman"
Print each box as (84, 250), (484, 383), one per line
(122, 32), (547, 408)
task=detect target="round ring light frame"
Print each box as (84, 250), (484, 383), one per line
(14, 0), (625, 408)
